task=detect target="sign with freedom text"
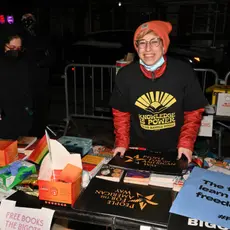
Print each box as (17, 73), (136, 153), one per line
(170, 167), (230, 229)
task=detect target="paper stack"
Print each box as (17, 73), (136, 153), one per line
(149, 173), (176, 188)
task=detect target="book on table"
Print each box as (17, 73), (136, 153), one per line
(108, 149), (182, 176)
(92, 145), (114, 163)
(73, 178), (172, 228)
(96, 164), (125, 182)
(123, 170), (150, 186)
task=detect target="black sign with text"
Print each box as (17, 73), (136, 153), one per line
(108, 149), (183, 175)
(73, 178), (172, 228)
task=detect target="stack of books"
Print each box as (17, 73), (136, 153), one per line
(82, 154), (105, 178)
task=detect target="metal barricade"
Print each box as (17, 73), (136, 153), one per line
(224, 71), (230, 85)
(193, 68), (219, 92)
(193, 68), (219, 105)
(62, 64), (219, 135)
(63, 64), (116, 135)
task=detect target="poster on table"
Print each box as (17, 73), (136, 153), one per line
(170, 167), (230, 229)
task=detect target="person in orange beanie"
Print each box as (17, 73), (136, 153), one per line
(110, 20), (208, 163)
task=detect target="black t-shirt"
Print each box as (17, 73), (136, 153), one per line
(110, 57), (208, 151)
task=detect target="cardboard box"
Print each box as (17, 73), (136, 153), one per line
(38, 176), (81, 206)
(216, 93), (230, 116)
(57, 136), (92, 156)
(206, 84), (230, 105)
(0, 140), (18, 167)
(0, 161), (36, 191)
(38, 137), (82, 206)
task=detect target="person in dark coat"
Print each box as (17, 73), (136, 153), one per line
(0, 25), (33, 139)
(21, 13), (56, 137)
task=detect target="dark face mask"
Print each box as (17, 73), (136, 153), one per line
(5, 50), (20, 58)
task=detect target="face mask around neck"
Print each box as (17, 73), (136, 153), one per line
(140, 56), (165, 72)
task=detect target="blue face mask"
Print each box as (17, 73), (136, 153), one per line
(140, 56), (165, 72)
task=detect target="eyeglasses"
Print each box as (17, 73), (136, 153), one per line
(136, 38), (161, 49)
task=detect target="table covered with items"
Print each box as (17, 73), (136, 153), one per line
(0, 134), (230, 230)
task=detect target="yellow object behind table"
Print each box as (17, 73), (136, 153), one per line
(206, 84), (230, 105)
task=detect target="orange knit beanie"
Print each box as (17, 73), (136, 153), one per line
(133, 20), (172, 54)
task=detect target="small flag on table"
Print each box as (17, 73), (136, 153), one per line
(27, 135), (48, 165)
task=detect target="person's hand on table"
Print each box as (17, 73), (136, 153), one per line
(178, 147), (192, 163)
(112, 147), (126, 158)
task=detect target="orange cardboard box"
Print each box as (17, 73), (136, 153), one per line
(0, 140), (18, 167)
(38, 168), (82, 206)
(38, 136), (83, 206)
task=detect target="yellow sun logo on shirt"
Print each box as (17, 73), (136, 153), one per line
(135, 91), (176, 114)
